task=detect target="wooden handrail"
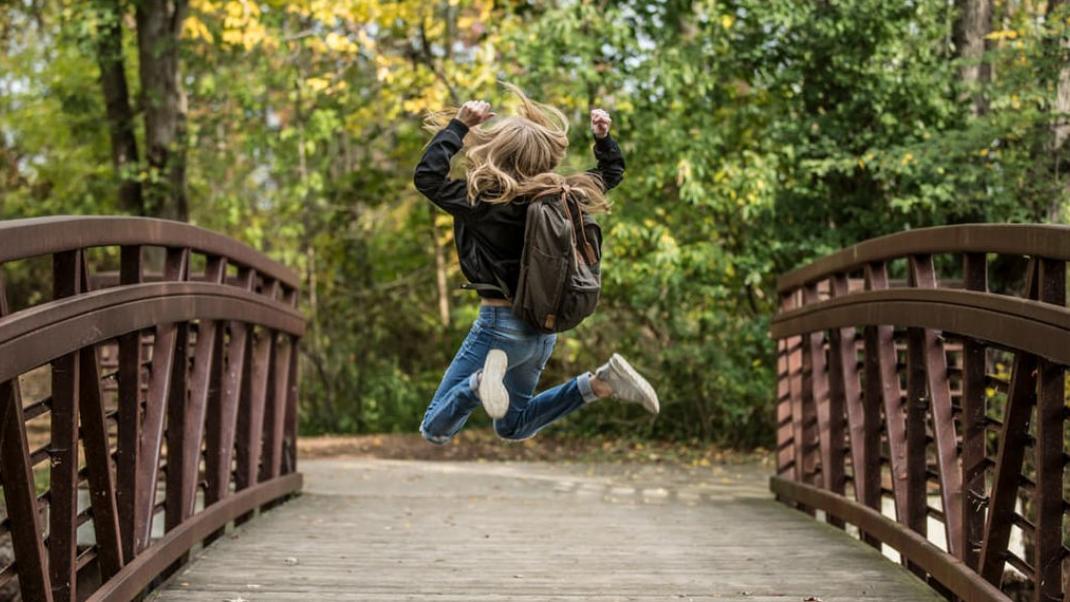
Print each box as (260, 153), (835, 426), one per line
(777, 223), (1070, 292)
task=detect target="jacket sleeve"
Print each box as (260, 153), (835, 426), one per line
(588, 134), (625, 192)
(414, 119), (475, 218)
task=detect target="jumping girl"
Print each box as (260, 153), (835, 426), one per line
(414, 85), (659, 445)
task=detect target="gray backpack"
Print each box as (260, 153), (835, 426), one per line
(512, 191), (602, 333)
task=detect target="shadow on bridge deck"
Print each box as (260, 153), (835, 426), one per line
(154, 459), (941, 601)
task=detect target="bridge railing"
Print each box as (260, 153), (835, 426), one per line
(772, 224), (1070, 602)
(0, 217), (305, 601)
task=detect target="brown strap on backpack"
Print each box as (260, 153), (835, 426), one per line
(559, 186), (598, 266)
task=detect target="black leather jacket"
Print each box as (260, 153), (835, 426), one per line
(413, 118), (625, 299)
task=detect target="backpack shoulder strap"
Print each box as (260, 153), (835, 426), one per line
(460, 270), (513, 300)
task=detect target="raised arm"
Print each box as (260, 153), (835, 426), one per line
(413, 100), (495, 217)
(588, 108), (625, 191)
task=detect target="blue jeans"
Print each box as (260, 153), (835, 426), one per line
(420, 306), (598, 444)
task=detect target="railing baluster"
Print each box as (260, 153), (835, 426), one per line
(75, 257), (124, 582)
(904, 319), (929, 553)
(827, 273), (877, 546)
(276, 288), (301, 481)
(800, 304), (821, 488)
(262, 334), (292, 482)
(135, 247), (189, 552)
(784, 290), (808, 490)
(116, 245), (142, 563)
(980, 259), (1039, 587)
(908, 254), (962, 559)
(50, 250), (82, 602)
(179, 256), (227, 519)
(236, 326), (274, 494)
(1035, 257), (1066, 602)
(864, 261), (910, 526)
(206, 267), (255, 519)
(961, 252), (987, 571)
(776, 295), (794, 478)
(804, 283), (844, 528)
(78, 342), (125, 581)
(0, 269), (54, 602)
(163, 321), (190, 536)
(282, 334), (300, 475)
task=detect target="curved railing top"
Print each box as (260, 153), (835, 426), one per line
(0, 216), (299, 289)
(777, 223), (1070, 293)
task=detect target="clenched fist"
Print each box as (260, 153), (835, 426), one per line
(457, 100), (495, 128)
(591, 108), (612, 139)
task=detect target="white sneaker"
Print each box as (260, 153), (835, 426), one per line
(478, 349), (510, 419)
(594, 353), (659, 415)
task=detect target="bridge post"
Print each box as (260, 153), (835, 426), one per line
(1034, 258), (1065, 602)
(960, 252), (988, 572)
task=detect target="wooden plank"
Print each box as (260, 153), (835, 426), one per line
(960, 252), (987, 571)
(979, 260), (1039, 587)
(1035, 257), (1065, 602)
(863, 262), (909, 524)
(116, 245), (142, 564)
(50, 250), (81, 602)
(159, 459), (944, 602)
(134, 247), (189, 552)
(0, 270), (53, 602)
(908, 254), (962, 558)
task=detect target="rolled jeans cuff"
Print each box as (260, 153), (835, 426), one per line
(577, 371), (599, 403)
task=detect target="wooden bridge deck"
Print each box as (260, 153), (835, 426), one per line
(154, 458), (942, 601)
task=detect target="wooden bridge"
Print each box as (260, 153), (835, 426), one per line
(0, 217), (1066, 601)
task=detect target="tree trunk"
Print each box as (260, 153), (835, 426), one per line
(430, 207), (451, 327)
(953, 0), (992, 116)
(1049, 0), (1070, 221)
(136, 0), (189, 221)
(93, 0), (144, 216)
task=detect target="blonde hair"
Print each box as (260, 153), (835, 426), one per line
(424, 83), (610, 213)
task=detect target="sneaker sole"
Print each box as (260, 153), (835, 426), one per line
(610, 354), (660, 415)
(479, 349), (510, 419)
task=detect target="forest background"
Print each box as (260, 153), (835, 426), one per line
(2, 0), (1067, 447)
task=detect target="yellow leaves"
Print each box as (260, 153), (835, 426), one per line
(184, 16), (214, 43)
(324, 32), (359, 54)
(721, 14), (735, 29)
(986, 29), (1019, 41)
(303, 76), (343, 95)
(190, 0), (270, 50)
(900, 152), (914, 167)
(978, 147), (989, 157)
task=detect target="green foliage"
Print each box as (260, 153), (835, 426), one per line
(2, 0), (1068, 447)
